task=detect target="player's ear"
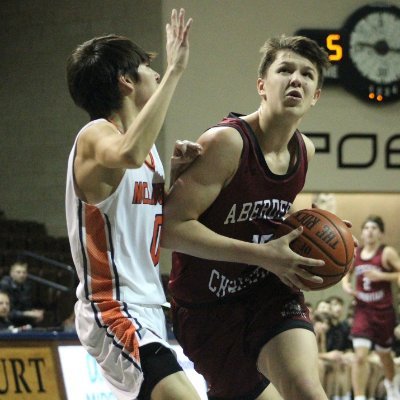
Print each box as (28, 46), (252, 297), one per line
(118, 75), (134, 96)
(311, 88), (321, 106)
(257, 78), (267, 98)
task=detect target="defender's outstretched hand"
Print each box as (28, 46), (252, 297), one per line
(166, 8), (192, 73)
(170, 140), (203, 186)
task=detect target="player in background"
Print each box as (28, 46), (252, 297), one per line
(163, 35), (333, 400)
(342, 215), (400, 400)
(65, 9), (201, 400)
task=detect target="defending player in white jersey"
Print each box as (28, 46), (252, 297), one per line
(65, 9), (201, 400)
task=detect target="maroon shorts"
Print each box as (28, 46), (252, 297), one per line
(171, 278), (313, 399)
(351, 302), (396, 348)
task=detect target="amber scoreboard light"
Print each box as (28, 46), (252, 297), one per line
(296, 3), (400, 104)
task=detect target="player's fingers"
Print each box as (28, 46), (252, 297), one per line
(171, 8), (178, 27)
(174, 140), (187, 154)
(185, 142), (202, 156)
(166, 9), (177, 41)
(178, 8), (184, 36)
(176, 140), (202, 156)
(285, 225), (303, 241)
(289, 274), (312, 291)
(182, 17), (193, 44)
(280, 275), (297, 290)
(295, 266), (324, 283)
(296, 254), (325, 267)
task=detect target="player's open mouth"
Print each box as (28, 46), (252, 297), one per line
(286, 90), (302, 99)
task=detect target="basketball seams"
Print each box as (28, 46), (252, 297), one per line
(282, 219), (347, 267)
(306, 208), (353, 264)
(276, 208), (354, 291)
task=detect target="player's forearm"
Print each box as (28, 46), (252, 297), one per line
(120, 67), (183, 167)
(162, 219), (261, 266)
(380, 272), (400, 282)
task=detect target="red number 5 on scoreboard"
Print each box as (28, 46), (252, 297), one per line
(150, 214), (163, 266)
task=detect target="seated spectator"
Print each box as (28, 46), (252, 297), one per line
(315, 298), (332, 315)
(327, 296), (352, 352)
(313, 298), (353, 400)
(0, 260), (44, 327)
(0, 291), (12, 330)
(326, 296), (353, 400)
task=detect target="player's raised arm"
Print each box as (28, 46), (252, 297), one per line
(79, 9), (193, 170)
(116, 9), (192, 168)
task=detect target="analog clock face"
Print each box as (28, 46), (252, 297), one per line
(349, 11), (400, 84)
(340, 4), (400, 103)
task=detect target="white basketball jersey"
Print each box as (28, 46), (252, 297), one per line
(66, 119), (167, 307)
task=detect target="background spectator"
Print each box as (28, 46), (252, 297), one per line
(0, 260), (44, 327)
(0, 290), (12, 330)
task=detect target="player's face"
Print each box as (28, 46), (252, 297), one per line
(258, 50), (321, 116)
(361, 221), (383, 245)
(134, 63), (161, 108)
(0, 293), (10, 318)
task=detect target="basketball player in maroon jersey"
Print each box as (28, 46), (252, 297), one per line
(163, 36), (332, 399)
(342, 216), (400, 400)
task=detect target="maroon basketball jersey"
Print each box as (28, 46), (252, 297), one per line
(169, 113), (309, 304)
(353, 245), (393, 309)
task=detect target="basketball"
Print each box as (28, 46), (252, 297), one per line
(276, 208), (354, 290)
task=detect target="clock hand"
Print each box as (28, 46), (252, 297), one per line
(355, 40), (400, 54)
(355, 41), (375, 49)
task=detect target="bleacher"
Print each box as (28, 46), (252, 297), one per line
(0, 212), (77, 328)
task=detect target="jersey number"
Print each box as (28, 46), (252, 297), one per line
(362, 276), (371, 291)
(150, 214), (163, 266)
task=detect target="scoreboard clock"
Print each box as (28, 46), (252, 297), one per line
(296, 3), (400, 104)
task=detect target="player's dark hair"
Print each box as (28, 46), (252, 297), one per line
(67, 34), (155, 120)
(362, 215), (385, 233)
(258, 35), (331, 88)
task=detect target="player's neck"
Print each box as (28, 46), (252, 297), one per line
(257, 108), (298, 152)
(362, 242), (380, 255)
(108, 104), (139, 134)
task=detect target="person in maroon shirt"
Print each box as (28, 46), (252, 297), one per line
(163, 35), (333, 400)
(342, 215), (400, 400)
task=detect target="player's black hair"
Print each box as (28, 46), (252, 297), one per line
(67, 34), (155, 120)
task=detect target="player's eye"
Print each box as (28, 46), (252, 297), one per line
(278, 67), (290, 73)
(303, 71), (314, 79)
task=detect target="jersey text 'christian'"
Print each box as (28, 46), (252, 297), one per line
(224, 198), (292, 225)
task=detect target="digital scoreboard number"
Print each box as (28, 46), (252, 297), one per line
(295, 29), (344, 82)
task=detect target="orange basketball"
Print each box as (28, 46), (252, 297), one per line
(276, 208), (354, 290)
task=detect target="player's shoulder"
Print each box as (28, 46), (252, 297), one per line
(382, 245), (399, 259)
(79, 119), (117, 140)
(198, 125), (243, 152)
(300, 132), (316, 160)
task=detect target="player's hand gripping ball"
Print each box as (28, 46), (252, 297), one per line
(276, 208), (354, 290)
